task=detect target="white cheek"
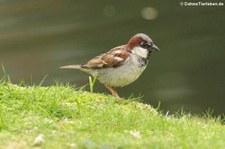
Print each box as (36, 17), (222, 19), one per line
(132, 47), (148, 58)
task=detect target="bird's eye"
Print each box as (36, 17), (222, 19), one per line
(140, 42), (152, 49)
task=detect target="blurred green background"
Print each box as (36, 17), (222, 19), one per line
(0, 0), (225, 115)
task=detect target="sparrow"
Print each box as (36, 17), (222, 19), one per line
(60, 33), (159, 99)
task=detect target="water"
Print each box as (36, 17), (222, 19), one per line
(0, 0), (225, 115)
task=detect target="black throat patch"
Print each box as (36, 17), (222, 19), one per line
(137, 57), (148, 67)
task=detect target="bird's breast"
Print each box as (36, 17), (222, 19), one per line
(96, 54), (147, 87)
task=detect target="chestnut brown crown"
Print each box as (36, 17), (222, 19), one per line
(127, 33), (152, 48)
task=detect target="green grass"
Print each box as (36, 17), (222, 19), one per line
(0, 80), (225, 149)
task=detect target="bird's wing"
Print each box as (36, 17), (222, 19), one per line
(82, 45), (130, 69)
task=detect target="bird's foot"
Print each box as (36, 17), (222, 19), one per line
(105, 86), (125, 100)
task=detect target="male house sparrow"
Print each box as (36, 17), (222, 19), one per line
(60, 33), (159, 99)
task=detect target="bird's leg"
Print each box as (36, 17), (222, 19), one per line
(105, 86), (121, 99)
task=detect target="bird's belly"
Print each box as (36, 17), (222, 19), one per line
(97, 59), (146, 87)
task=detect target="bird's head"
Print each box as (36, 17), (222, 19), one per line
(127, 33), (160, 54)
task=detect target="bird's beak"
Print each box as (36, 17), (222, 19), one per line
(151, 44), (160, 52)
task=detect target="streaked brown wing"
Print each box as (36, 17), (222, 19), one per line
(82, 45), (130, 68)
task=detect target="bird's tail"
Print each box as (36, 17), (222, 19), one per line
(60, 65), (81, 69)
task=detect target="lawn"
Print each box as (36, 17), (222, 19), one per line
(0, 80), (225, 149)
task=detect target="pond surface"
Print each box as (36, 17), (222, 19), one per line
(0, 0), (225, 115)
